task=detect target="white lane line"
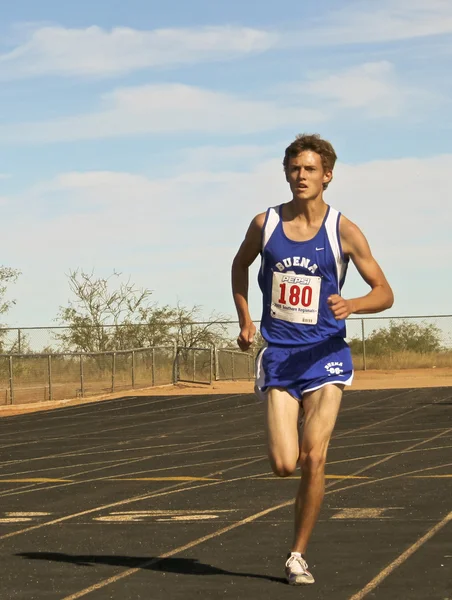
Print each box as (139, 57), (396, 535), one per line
(331, 508), (404, 520)
(348, 511), (452, 600)
(328, 444), (452, 466)
(0, 456), (266, 541)
(60, 499), (293, 600)
(57, 450), (450, 599)
(334, 396), (450, 440)
(0, 478), (73, 483)
(0, 518), (33, 523)
(56, 436), (452, 597)
(6, 512), (50, 517)
(94, 509), (234, 523)
(0, 431), (261, 499)
(0, 394), (243, 441)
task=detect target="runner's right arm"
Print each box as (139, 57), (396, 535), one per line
(231, 213), (265, 351)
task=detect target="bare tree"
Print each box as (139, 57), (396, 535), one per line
(56, 270), (232, 352)
(56, 270), (156, 352)
(172, 303), (231, 349)
(0, 266), (21, 352)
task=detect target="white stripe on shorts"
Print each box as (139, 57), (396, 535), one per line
(302, 371), (354, 395)
(254, 345), (268, 401)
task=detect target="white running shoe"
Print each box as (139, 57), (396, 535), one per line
(285, 553), (315, 585)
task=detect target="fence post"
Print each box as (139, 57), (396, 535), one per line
(48, 355), (53, 401)
(193, 350), (196, 383)
(80, 354), (85, 398)
(214, 347), (219, 381)
(112, 352), (116, 393)
(210, 347), (214, 384)
(151, 347), (156, 386)
(131, 351), (135, 388)
(248, 353), (252, 380)
(8, 355), (14, 405)
(172, 345), (178, 384)
(231, 351), (235, 381)
(361, 319), (367, 371)
(18, 329), (22, 354)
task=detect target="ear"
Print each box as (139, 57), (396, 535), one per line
(323, 170), (333, 186)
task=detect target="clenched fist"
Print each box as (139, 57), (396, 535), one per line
(327, 295), (353, 320)
(237, 322), (256, 351)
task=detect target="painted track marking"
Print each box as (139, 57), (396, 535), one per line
(0, 404), (452, 540)
(31, 430), (452, 597)
(348, 511), (452, 599)
(55, 455), (452, 599)
(0, 390), (443, 500)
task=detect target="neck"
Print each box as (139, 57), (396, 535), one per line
(287, 196), (327, 221)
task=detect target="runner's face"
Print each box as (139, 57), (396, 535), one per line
(285, 151), (332, 200)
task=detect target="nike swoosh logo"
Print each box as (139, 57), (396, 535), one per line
(316, 247), (324, 251)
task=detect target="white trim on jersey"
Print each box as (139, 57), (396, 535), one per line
(261, 205), (280, 276)
(262, 206), (280, 250)
(324, 207), (346, 290)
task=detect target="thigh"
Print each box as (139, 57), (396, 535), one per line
(300, 384), (343, 457)
(267, 387), (302, 474)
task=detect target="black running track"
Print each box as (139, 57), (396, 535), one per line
(0, 387), (451, 599)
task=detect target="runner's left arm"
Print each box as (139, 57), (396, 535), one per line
(327, 216), (394, 320)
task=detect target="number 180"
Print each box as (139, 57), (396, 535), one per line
(278, 283), (312, 307)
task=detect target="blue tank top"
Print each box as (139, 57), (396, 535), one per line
(258, 204), (349, 347)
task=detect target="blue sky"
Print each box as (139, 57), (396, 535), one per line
(1, 0), (452, 328)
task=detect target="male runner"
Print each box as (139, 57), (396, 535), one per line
(231, 134), (393, 585)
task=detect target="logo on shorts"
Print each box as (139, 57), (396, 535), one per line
(324, 361), (343, 376)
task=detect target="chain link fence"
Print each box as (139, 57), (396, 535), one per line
(0, 347), (172, 406)
(1, 315), (451, 358)
(0, 315), (451, 406)
(347, 315), (452, 370)
(0, 345), (256, 406)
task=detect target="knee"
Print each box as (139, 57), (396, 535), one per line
(271, 458), (297, 478)
(300, 449), (326, 476)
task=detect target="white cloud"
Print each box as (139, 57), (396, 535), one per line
(0, 82), (325, 143)
(1, 3), (451, 83)
(333, 155), (452, 262)
(0, 59), (433, 145)
(298, 0), (452, 46)
(0, 24), (278, 79)
(304, 61), (435, 118)
(178, 143), (281, 171)
(3, 151), (452, 325)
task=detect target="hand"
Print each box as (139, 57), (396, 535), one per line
(327, 295), (353, 320)
(237, 322), (256, 351)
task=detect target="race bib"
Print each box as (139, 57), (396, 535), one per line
(271, 272), (322, 325)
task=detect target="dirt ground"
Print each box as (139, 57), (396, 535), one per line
(0, 367), (451, 419)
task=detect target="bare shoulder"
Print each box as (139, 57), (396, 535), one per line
(232, 210), (267, 267)
(244, 210), (266, 239)
(338, 214), (370, 257)
(252, 211), (267, 230)
(338, 214), (363, 239)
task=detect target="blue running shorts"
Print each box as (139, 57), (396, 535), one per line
(255, 337), (353, 402)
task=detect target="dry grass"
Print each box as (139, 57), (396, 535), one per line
(352, 350), (452, 370)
